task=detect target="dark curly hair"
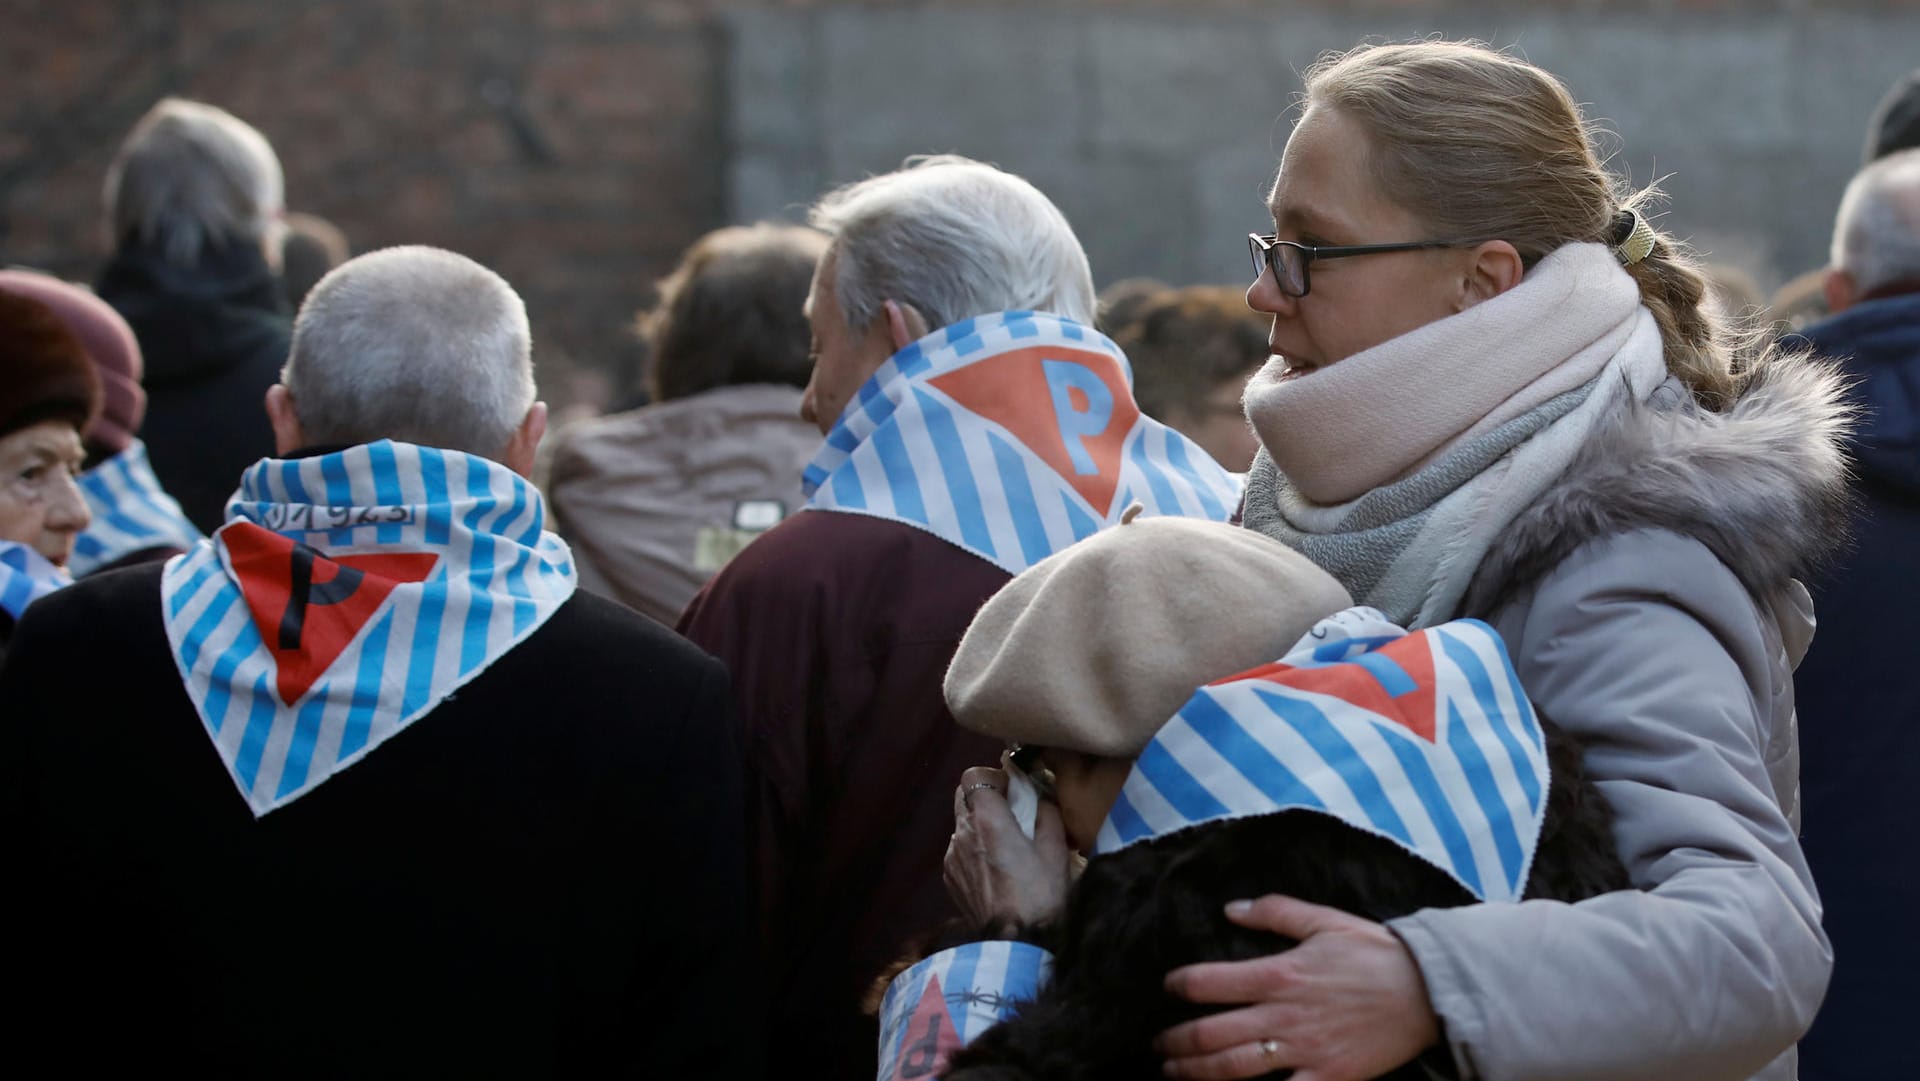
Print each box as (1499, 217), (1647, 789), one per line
(939, 717), (1630, 1081)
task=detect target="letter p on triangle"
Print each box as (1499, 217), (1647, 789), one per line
(221, 522), (440, 706)
(928, 345), (1140, 515)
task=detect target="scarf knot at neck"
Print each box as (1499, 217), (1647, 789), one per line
(1242, 244), (1672, 627)
(1246, 243), (1645, 506)
(161, 441), (577, 816)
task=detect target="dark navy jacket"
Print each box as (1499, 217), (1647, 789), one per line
(96, 240), (292, 533)
(1786, 289), (1920, 1081)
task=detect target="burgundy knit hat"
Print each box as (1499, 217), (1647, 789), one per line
(0, 288), (102, 442)
(0, 270), (142, 455)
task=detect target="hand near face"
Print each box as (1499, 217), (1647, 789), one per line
(944, 765), (1073, 932)
(1156, 895), (1440, 1081)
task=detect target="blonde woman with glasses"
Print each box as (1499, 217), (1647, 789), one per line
(945, 38), (1847, 1081)
(1164, 40), (1845, 1081)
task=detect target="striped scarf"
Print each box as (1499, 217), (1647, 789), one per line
(0, 540), (72, 622)
(877, 941), (1052, 1081)
(161, 441), (577, 816)
(70, 439), (204, 576)
(803, 311), (1241, 574)
(1095, 607), (1548, 904)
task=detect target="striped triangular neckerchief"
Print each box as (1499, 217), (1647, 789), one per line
(802, 311), (1243, 574)
(1095, 606), (1550, 904)
(160, 441), (577, 816)
(876, 940), (1052, 1081)
(70, 439), (204, 576)
(0, 540), (72, 622)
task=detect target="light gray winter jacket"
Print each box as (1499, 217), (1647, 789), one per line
(1388, 359), (1851, 1081)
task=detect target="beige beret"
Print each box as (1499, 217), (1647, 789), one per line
(945, 516), (1352, 757)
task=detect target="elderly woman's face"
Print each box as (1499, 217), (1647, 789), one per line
(1035, 748), (1135, 853)
(1248, 106), (1475, 376)
(0, 420), (91, 567)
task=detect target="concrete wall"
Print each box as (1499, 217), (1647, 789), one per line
(4, 2), (1913, 411)
(727, 5), (1920, 294)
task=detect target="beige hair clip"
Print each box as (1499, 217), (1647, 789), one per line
(1611, 209), (1657, 266)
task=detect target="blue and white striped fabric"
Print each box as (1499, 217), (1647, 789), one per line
(803, 311), (1242, 575)
(70, 439), (204, 577)
(0, 540), (72, 622)
(1094, 607), (1550, 904)
(160, 441), (577, 817)
(876, 940), (1053, 1081)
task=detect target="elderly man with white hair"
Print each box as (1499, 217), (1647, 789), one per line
(3, 246), (758, 1076)
(1789, 147), (1920, 1081)
(94, 97), (295, 533)
(677, 155), (1240, 1079)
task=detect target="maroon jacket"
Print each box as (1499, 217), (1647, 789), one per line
(678, 507), (1007, 1080)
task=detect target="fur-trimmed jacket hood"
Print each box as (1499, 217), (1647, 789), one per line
(1389, 354), (1848, 1081)
(1468, 356), (1856, 616)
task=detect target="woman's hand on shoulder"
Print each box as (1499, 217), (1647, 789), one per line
(1156, 895), (1440, 1081)
(944, 766), (1073, 931)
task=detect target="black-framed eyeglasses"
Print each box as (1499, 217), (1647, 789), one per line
(1248, 233), (1491, 299)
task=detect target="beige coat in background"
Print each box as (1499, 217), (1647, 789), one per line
(543, 383), (821, 625)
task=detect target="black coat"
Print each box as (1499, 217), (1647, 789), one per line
(1786, 290), (1920, 1081)
(1, 562), (760, 1078)
(96, 241), (292, 532)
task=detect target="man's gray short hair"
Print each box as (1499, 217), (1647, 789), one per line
(1831, 148), (1920, 295)
(104, 98), (285, 266)
(807, 155), (1097, 333)
(283, 246), (535, 456)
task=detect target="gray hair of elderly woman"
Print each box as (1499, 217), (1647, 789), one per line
(807, 154), (1098, 332)
(104, 98), (285, 267)
(641, 223), (829, 403)
(281, 246), (534, 457)
(1831, 148), (1920, 296)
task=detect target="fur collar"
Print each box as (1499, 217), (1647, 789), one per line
(1468, 357), (1856, 614)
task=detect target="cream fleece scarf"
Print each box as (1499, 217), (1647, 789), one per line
(1241, 243), (1671, 627)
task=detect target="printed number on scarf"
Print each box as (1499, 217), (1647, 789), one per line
(260, 504), (415, 531)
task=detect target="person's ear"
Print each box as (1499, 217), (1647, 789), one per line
(264, 384), (307, 456)
(883, 299), (930, 350)
(1459, 240), (1525, 310)
(501, 401), (548, 479)
(1823, 267), (1858, 315)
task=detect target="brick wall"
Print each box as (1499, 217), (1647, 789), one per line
(5, 1), (1918, 416)
(2, 0), (735, 413)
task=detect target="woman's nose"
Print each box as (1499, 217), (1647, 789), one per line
(45, 471), (92, 535)
(1246, 265), (1297, 317)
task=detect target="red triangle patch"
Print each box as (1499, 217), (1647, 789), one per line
(1229, 633), (1440, 741)
(927, 345), (1141, 516)
(222, 522), (440, 706)
(886, 972), (961, 1081)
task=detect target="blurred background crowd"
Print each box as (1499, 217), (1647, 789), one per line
(4, 3), (1919, 1080)
(7, 1), (1915, 422)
